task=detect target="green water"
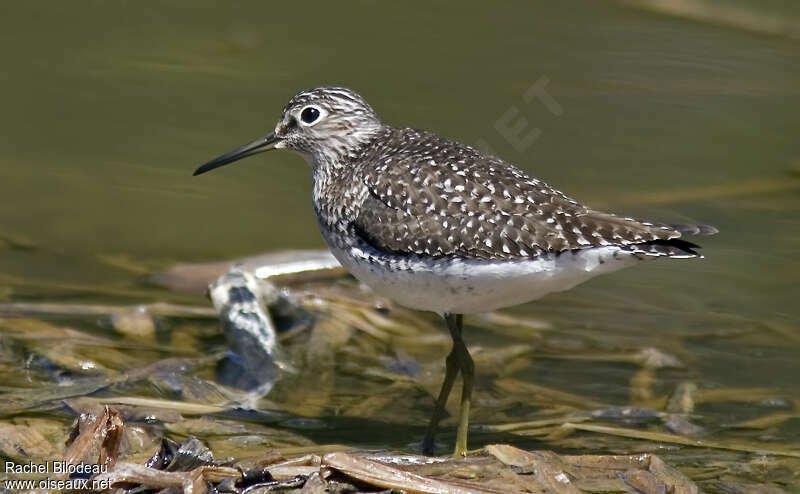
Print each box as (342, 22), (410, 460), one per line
(0, 0), (798, 489)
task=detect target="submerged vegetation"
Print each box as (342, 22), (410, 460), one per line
(0, 250), (797, 492)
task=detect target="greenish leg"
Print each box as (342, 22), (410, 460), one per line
(421, 334), (460, 455)
(420, 313), (474, 457)
(448, 314), (474, 457)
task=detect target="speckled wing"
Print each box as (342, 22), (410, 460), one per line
(352, 128), (687, 261)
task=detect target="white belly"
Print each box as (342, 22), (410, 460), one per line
(325, 238), (643, 314)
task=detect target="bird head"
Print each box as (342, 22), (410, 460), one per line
(194, 86), (381, 176)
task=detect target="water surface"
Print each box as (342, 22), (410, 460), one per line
(0, 1), (798, 489)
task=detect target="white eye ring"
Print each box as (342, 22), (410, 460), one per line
(298, 105), (325, 126)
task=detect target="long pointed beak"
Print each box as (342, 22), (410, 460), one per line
(193, 133), (278, 176)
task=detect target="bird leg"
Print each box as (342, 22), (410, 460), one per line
(448, 314), (473, 457)
(421, 332), (460, 455)
(420, 313), (473, 457)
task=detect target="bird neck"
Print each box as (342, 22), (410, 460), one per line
(310, 123), (385, 174)
(310, 126), (387, 230)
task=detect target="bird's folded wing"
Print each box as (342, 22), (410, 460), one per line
(352, 154), (679, 261)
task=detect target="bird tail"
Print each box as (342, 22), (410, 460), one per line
(667, 223), (719, 236)
(634, 238), (702, 258)
(630, 223), (718, 258)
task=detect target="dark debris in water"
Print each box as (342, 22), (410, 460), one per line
(1, 401), (794, 493)
(1, 251), (799, 491)
(85, 421), (706, 494)
(63, 405), (125, 472)
(53, 406), (707, 494)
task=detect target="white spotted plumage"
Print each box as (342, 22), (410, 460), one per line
(195, 85), (718, 456)
(262, 86), (717, 313)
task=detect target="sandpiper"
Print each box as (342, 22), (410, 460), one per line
(194, 86), (716, 457)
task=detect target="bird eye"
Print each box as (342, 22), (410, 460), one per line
(300, 106), (321, 124)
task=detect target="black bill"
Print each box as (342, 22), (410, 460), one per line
(193, 133), (278, 176)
